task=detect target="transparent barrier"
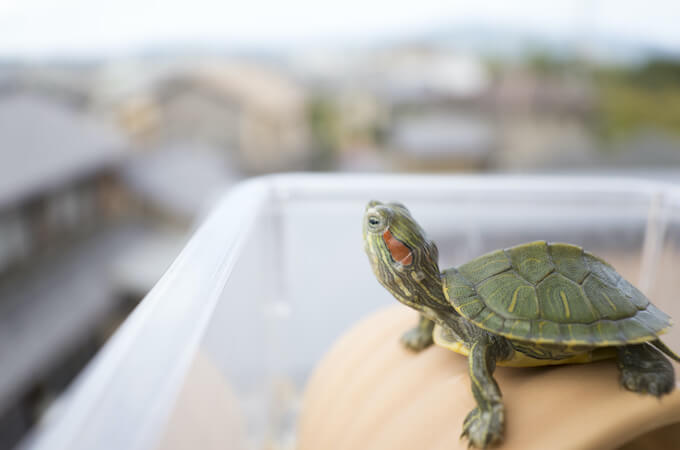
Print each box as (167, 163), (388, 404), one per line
(25, 174), (680, 450)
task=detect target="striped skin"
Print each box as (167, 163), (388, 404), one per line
(363, 201), (452, 321)
(443, 241), (672, 347)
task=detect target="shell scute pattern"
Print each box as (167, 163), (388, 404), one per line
(443, 241), (671, 345)
(582, 275), (637, 319)
(584, 252), (620, 285)
(476, 272), (538, 319)
(457, 249), (511, 285)
(457, 297), (486, 318)
(548, 243), (589, 283)
(536, 273), (597, 323)
(507, 241), (554, 284)
(617, 278), (650, 309)
(504, 319), (532, 339)
(636, 307), (670, 330)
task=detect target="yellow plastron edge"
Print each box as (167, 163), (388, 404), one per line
(432, 325), (617, 368)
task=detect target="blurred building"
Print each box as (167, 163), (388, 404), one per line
(121, 143), (238, 226)
(387, 113), (495, 171)
(490, 68), (598, 171)
(0, 91), (236, 449)
(294, 46), (500, 171)
(0, 61), (303, 447)
(293, 45), (607, 173)
(0, 93), (130, 447)
(367, 46), (490, 105)
(105, 62), (312, 174)
(375, 47), (496, 171)
(0, 93), (127, 274)
(0, 66), (93, 110)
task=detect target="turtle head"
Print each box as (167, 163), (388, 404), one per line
(363, 201), (444, 310)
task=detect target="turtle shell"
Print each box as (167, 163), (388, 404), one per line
(442, 241), (672, 346)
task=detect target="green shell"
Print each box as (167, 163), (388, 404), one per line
(443, 241), (672, 346)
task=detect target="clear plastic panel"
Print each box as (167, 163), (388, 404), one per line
(24, 174), (680, 450)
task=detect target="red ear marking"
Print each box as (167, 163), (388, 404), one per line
(382, 229), (413, 265)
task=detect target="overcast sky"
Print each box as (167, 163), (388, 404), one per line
(1, 0), (679, 58)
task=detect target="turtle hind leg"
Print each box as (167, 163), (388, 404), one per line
(616, 343), (675, 397)
(400, 314), (434, 351)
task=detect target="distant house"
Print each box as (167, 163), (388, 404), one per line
(367, 46), (490, 107)
(0, 93), (128, 273)
(387, 113), (495, 171)
(115, 63), (312, 174)
(0, 67), (92, 110)
(0, 91), (251, 449)
(0, 92), (134, 447)
(489, 68), (598, 171)
(366, 47), (496, 171)
(121, 143), (238, 226)
(492, 69), (594, 116)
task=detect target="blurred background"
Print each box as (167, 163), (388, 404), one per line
(1, 1), (680, 448)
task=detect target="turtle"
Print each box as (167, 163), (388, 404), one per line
(362, 200), (680, 449)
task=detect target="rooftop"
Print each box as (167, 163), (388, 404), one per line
(0, 222), (158, 410)
(389, 113), (495, 159)
(121, 144), (238, 220)
(0, 93), (128, 211)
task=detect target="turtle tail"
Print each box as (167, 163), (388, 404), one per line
(651, 339), (680, 363)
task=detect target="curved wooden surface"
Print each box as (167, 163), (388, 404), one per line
(298, 306), (680, 450)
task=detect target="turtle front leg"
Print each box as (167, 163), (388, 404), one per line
(616, 343), (675, 397)
(401, 314), (434, 351)
(462, 335), (507, 449)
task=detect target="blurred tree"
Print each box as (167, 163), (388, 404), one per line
(595, 59), (680, 142)
(629, 59), (680, 88)
(307, 97), (342, 170)
(526, 50), (573, 76)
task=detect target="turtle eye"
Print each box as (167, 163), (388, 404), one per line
(367, 214), (383, 230)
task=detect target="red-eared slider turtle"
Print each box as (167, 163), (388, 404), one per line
(362, 201), (680, 449)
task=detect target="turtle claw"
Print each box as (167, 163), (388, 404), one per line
(461, 404), (505, 449)
(617, 344), (675, 398)
(400, 327), (433, 351)
(620, 366), (674, 397)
